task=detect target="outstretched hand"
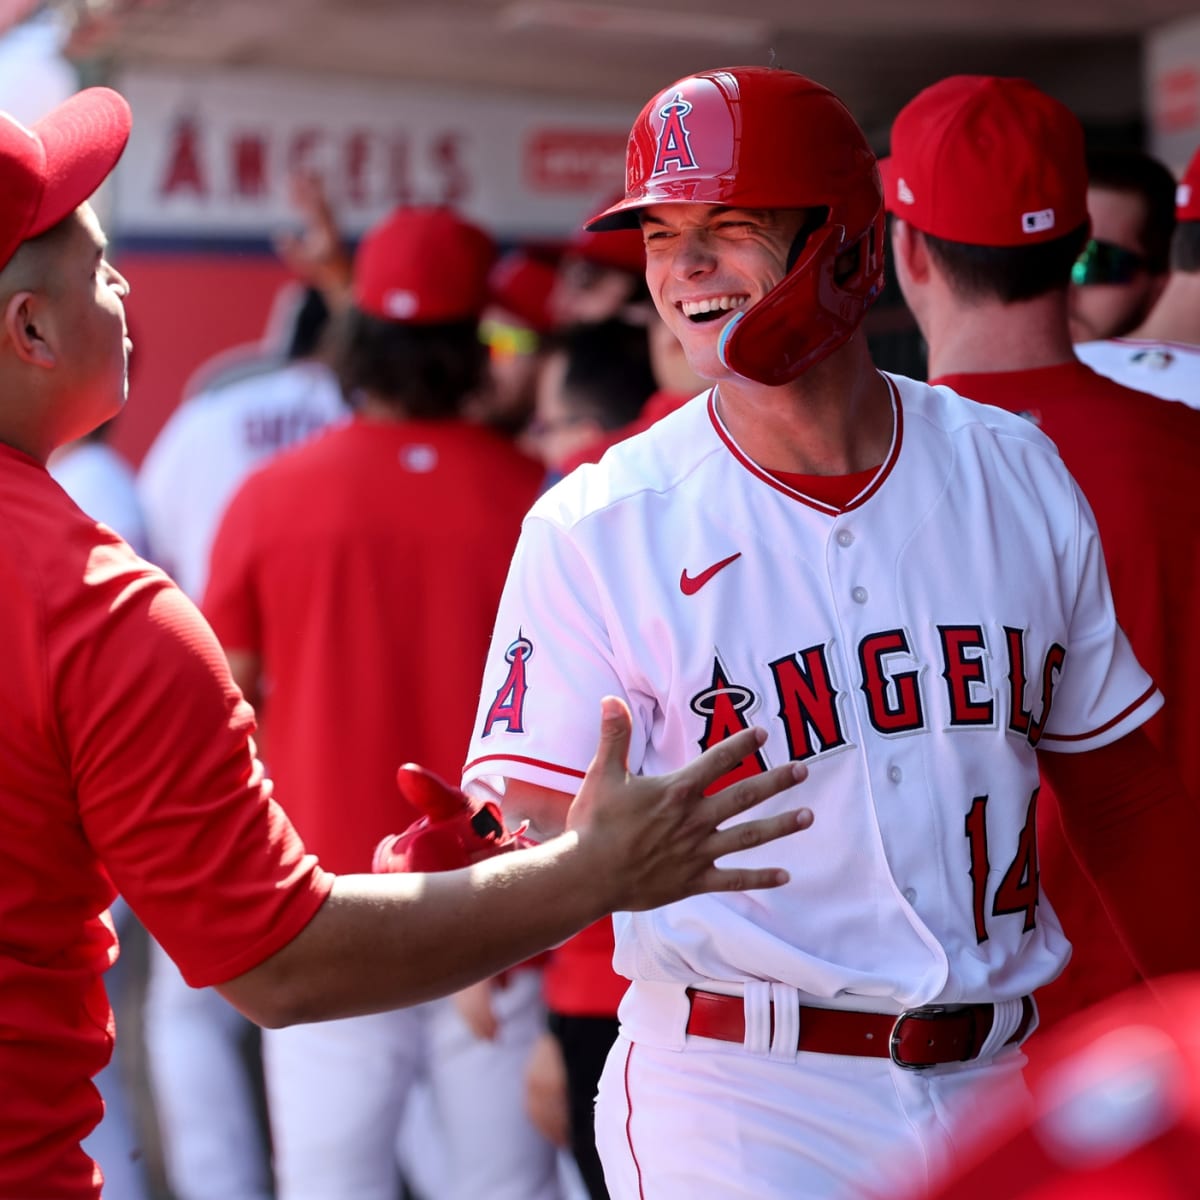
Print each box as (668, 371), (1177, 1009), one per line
(566, 697), (812, 912)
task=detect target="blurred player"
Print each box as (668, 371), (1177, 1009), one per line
(884, 74), (1200, 1032)
(203, 206), (562, 1200)
(1067, 147), (1176, 344)
(1076, 144), (1200, 407)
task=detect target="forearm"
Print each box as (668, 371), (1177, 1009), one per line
(501, 777), (574, 839)
(1046, 729), (1200, 980)
(218, 832), (605, 1026)
(218, 702), (810, 1028)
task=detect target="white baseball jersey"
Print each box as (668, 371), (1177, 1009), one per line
(138, 360), (347, 598)
(464, 373), (1159, 1029)
(1075, 338), (1200, 410)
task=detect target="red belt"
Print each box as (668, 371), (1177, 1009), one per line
(685, 988), (1036, 1070)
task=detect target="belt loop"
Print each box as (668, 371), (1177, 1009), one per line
(743, 981), (772, 1055)
(977, 996), (1029, 1058)
(768, 984), (801, 1063)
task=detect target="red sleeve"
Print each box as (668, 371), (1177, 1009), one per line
(202, 476), (263, 654)
(59, 556), (333, 987)
(1041, 728), (1200, 982)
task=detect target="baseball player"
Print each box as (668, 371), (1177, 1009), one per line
(0, 87), (810, 1200)
(1075, 144), (1200, 408)
(884, 75), (1200, 1033)
(1066, 147), (1176, 345)
(468, 248), (560, 437)
(201, 205), (588, 1200)
(462, 65), (1200, 1199)
(550, 205), (648, 330)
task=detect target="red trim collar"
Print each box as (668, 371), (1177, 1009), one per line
(707, 374), (902, 515)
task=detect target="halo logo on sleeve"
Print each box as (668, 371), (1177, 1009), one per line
(481, 632), (533, 736)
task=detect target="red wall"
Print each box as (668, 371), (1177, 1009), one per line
(112, 249), (294, 468)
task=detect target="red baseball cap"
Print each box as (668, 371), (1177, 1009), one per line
(353, 207), (497, 324)
(1176, 145), (1200, 222)
(570, 192), (646, 276)
(566, 225), (646, 276)
(880, 75), (1088, 247)
(487, 250), (558, 334)
(0, 87), (131, 272)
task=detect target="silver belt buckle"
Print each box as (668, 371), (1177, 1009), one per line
(889, 1003), (975, 1071)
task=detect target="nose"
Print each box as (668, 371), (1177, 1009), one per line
(671, 229), (717, 279)
(105, 261), (131, 298)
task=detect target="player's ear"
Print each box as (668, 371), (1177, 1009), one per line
(2, 291), (58, 369)
(889, 218), (930, 286)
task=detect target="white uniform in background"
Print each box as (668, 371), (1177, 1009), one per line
(139, 359), (347, 597)
(1074, 338), (1200, 409)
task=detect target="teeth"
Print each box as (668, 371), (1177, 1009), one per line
(680, 296), (748, 317)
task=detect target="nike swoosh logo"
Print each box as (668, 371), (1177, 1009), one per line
(680, 552), (742, 596)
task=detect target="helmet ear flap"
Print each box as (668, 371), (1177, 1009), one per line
(718, 224), (843, 386)
(719, 209), (885, 387)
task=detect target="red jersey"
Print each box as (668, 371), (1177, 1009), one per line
(204, 416), (543, 874)
(932, 361), (1200, 1030)
(0, 443), (332, 1198)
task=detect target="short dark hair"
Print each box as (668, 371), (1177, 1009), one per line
(553, 318), (657, 430)
(1171, 221), (1200, 273)
(331, 308), (486, 419)
(1086, 147), (1177, 273)
(921, 223), (1090, 303)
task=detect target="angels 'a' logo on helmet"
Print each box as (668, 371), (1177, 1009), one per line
(651, 92), (699, 177)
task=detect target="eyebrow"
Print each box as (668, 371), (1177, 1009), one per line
(641, 206), (770, 228)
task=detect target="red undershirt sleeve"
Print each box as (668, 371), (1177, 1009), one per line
(1040, 728), (1200, 982)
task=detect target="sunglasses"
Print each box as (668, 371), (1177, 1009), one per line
(1071, 239), (1147, 287)
(478, 318), (541, 360)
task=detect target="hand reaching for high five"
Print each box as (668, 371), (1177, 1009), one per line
(565, 696), (812, 913)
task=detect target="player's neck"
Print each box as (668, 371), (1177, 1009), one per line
(923, 290), (1076, 380)
(1125, 274), (1200, 346)
(714, 336), (893, 476)
(0, 365), (59, 463)
(354, 392), (413, 423)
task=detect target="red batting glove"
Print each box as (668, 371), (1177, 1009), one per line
(372, 764), (536, 874)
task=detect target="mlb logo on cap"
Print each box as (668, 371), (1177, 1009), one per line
(1022, 209), (1056, 235)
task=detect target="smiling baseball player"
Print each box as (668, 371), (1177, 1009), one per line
(461, 66), (1200, 1199)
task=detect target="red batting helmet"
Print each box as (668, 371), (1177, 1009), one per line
(586, 66), (884, 386)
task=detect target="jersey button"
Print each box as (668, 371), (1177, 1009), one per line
(888, 765), (902, 783)
(836, 529), (854, 548)
(903, 887), (917, 904)
(851, 586), (868, 604)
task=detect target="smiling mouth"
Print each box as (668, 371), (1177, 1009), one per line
(680, 296), (749, 324)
